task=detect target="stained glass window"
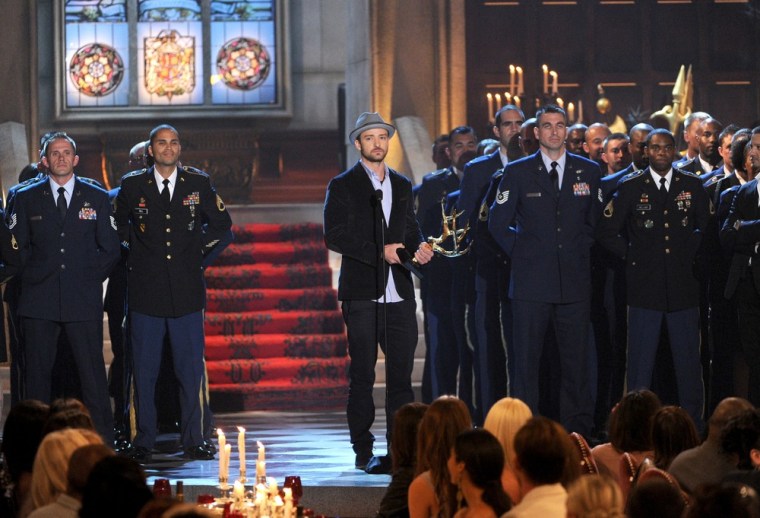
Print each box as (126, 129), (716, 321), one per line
(60, 0), (281, 115)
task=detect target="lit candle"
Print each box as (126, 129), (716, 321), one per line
(550, 71), (558, 96)
(223, 444), (232, 482)
(516, 66), (524, 95)
(542, 65), (548, 94)
(556, 97), (564, 109)
(233, 480), (245, 501)
(578, 100), (584, 123)
(504, 92), (511, 104)
(487, 93), (494, 122)
(568, 102), (575, 122)
(217, 429), (226, 481)
(258, 441), (265, 463)
(284, 488), (293, 518)
(237, 427), (246, 479)
(514, 96), (521, 109)
(509, 64), (515, 95)
(495, 93), (502, 111)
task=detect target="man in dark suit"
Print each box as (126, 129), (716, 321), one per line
(458, 105), (524, 421)
(324, 112), (433, 473)
(415, 127), (477, 402)
(115, 124), (232, 461)
(9, 132), (120, 440)
(488, 104), (602, 435)
(596, 129), (710, 428)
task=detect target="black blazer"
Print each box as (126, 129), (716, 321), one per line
(10, 177), (120, 321)
(324, 162), (423, 301)
(115, 166), (232, 317)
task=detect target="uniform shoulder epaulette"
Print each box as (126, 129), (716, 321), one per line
(620, 169), (645, 183)
(182, 165), (209, 177)
(703, 174), (722, 187)
(675, 168), (700, 179)
(674, 156), (694, 168)
(429, 168), (451, 178)
(78, 176), (104, 189)
(13, 174), (46, 191)
(121, 168), (148, 180)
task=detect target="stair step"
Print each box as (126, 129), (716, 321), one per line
(230, 222), (324, 244)
(207, 357), (350, 385)
(205, 310), (344, 336)
(205, 334), (347, 361)
(205, 264), (332, 289)
(206, 287), (337, 313)
(212, 242), (327, 266)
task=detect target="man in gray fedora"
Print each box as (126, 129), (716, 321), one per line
(324, 112), (433, 474)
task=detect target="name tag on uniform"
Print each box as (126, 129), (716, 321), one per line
(31, 215), (42, 221)
(573, 182), (590, 196)
(636, 204), (651, 211)
(135, 208), (148, 215)
(526, 192), (541, 198)
(79, 207), (97, 220)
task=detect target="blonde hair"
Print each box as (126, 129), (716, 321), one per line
(30, 428), (104, 509)
(483, 397), (532, 469)
(566, 475), (625, 518)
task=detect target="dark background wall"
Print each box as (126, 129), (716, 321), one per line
(465, 0), (760, 137)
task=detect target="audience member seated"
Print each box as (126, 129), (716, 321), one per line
(0, 400), (49, 518)
(408, 396), (472, 518)
(503, 417), (573, 518)
(669, 397), (753, 493)
(565, 475), (625, 518)
(24, 428), (103, 517)
(651, 406), (700, 470)
(721, 409), (760, 493)
(41, 409), (95, 436)
(79, 456), (153, 518)
(591, 390), (661, 482)
(27, 444), (113, 518)
(684, 483), (760, 518)
(447, 429), (511, 518)
(377, 402), (429, 518)
(626, 479), (685, 518)
(483, 397), (532, 504)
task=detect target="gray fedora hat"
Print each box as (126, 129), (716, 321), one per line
(349, 112), (396, 143)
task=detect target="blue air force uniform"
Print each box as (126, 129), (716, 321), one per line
(488, 151), (602, 435)
(10, 177), (120, 439)
(596, 168), (710, 427)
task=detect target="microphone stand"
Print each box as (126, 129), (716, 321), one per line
(374, 188), (389, 467)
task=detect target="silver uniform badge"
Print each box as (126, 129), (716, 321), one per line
(496, 190), (509, 204)
(110, 215), (117, 230)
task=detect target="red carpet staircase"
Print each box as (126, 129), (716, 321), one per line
(204, 223), (349, 411)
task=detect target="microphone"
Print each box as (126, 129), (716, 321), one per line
(374, 189), (383, 201)
(396, 247), (424, 279)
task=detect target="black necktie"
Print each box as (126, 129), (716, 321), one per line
(161, 179), (171, 208)
(659, 177), (668, 200)
(57, 187), (67, 219)
(549, 161), (559, 193)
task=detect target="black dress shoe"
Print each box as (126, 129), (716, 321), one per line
(355, 450), (373, 470)
(184, 445), (215, 460)
(365, 454), (392, 475)
(123, 446), (152, 463)
(202, 439), (218, 455)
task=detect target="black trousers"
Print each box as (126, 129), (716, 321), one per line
(342, 299), (417, 454)
(23, 317), (113, 440)
(736, 279), (760, 407)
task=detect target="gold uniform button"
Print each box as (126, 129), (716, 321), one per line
(664, 223), (669, 228)
(166, 241), (171, 246)
(664, 210), (668, 216)
(665, 236), (670, 241)
(166, 228), (171, 233)
(167, 254), (172, 260)
(60, 248), (65, 253)
(665, 248), (670, 254)
(166, 214), (171, 220)
(61, 264), (66, 270)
